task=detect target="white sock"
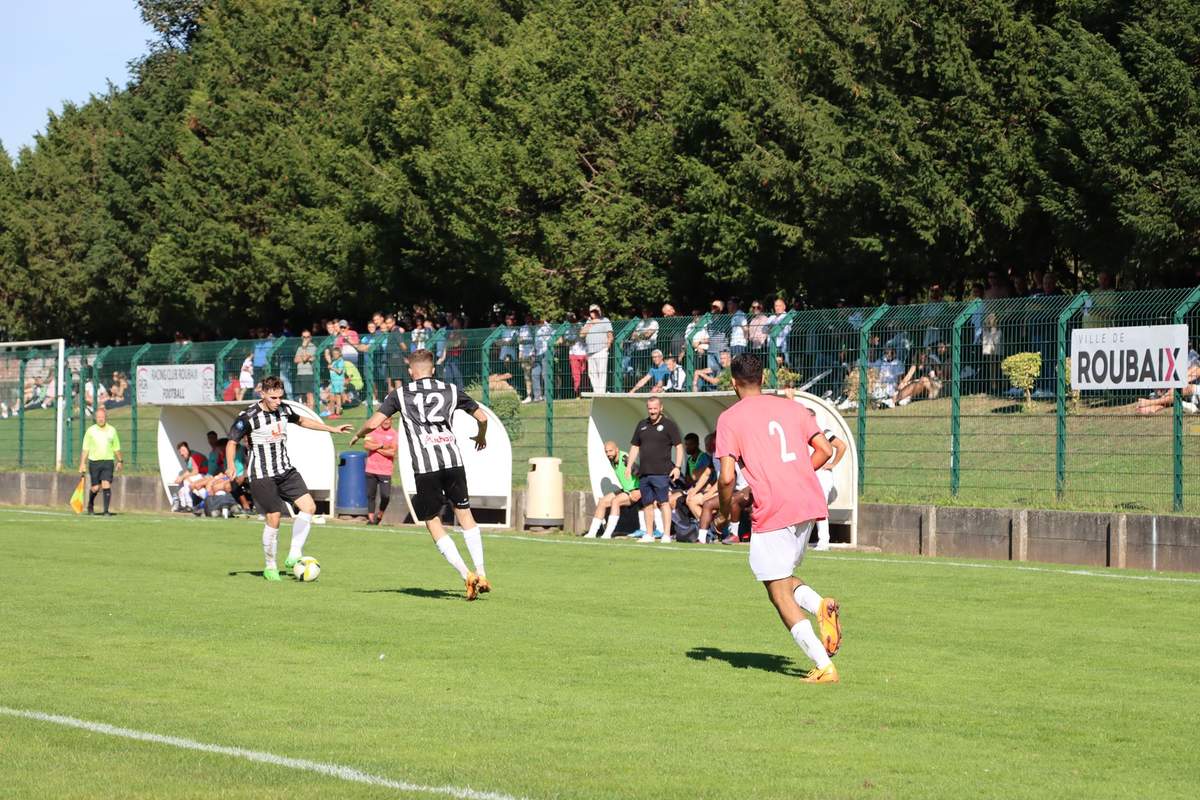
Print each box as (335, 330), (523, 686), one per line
(817, 519), (830, 546)
(462, 526), (485, 576)
(791, 620), (831, 669)
(436, 535), (470, 580)
(728, 520), (740, 539)
(793, 584), (822, 615)
(288, 512), (313, 560)
(603, 513), (620, 537)
(698, 528), (709, 544)
(586, 517), (603, 537)
(178, 490), (192, 509)
(262, 525), (279, 570)
(654, 508), (665, 532)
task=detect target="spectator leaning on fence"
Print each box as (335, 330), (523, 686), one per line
(78, 406), (122, 516)
(629, 349), (670, 394)
(518, 312), (537, 403)
(566, 312), (588, 396)
(630, 306), (660, 385)
(239, 352), (255, 400)
(694, 349), (732, 392)
(662, 354), (688, 392)
(728, 298), (748, 357)
(327, 346), (345, 418)
(533, 314), (554, 402)
(294, 331), (318, 409)
(582, 304), (614, 394)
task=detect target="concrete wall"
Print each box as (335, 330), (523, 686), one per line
(3, 470), (1200, 573)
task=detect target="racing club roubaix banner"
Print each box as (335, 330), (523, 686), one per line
(1071, 325), (1188, 391)
(135, 364), (216, 404)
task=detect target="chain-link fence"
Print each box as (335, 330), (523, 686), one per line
(7, 294), (1200, 509)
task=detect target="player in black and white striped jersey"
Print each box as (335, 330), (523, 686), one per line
(350, 349), (493, 600)
(225, 376), (352, 581)
(806, 407), (847, 551)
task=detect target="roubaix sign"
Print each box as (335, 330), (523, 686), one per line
(1071, 325), (1188, 391)
(136, 364), (216, 404)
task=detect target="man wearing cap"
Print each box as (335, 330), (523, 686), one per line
(580, 303), (613, 394)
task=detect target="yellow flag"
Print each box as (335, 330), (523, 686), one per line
(69, 477), (86, 514)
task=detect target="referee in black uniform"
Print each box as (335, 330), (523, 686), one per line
(225, 376), (351, 581)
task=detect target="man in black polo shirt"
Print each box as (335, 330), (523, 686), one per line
(625, 396), (684, 543)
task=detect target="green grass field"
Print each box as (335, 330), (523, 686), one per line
(3, 507), (1198, 799)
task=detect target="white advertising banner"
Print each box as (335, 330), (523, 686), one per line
(136, 363), (216, 405)
(1071, 325), (1188, 390)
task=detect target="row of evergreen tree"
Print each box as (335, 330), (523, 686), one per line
(1, 0), (1197, 342)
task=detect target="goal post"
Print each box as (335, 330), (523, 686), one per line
(0, 339), (67, 470)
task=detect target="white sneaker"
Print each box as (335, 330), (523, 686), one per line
(600, 532), (613, 539)
(583, 531), (597, 538)
(659, 536), (674, 544)
(814, 542), (831, 551)
(521, 397), (532, 404)
(898, 397), (911, 407)
(638, 534), (656, 543)
(313, 515), (327, 525)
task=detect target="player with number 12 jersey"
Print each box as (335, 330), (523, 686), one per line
(715, 354), (844, 683)
(350, 350), (492, 600)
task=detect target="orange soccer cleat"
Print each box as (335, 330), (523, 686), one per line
(817, 597), (842, 657)
(465, 572), (481, 601)
(801, 662), (840, 684)
(476, 575), (492, 594)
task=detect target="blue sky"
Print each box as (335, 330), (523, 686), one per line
(0, 1), (153, 157)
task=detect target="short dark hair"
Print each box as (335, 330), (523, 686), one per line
(409, 349), (435, 368)
(684, 432), (699, 443)
(261, 376), (285, 393)
(730, 354), (763, 386)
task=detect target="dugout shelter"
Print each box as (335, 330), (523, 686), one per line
(586, 391), (859, 545)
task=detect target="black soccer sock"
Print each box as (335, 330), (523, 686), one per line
(88, 489), (98, 511)
(102, 488), (112, 513)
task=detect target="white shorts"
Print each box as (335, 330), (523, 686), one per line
(748, 522), (815, 582)
(817, 469), (837, 503)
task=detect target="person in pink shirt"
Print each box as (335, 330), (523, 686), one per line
(364, 417), (398, 525)
(716, 354), (844, 684)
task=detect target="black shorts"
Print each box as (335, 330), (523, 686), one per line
(88, 460), (114, 485)
(411, 466), (470, 521)
(249, 468), (310, 515)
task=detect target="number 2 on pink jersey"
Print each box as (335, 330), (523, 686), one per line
(767, 420), (797, 463)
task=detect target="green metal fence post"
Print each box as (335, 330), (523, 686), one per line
(363, 334), (390, 414)
(480, 327), (505, 406)
(91, 346), (113, 417)
(1172, 287), (1200, 511)
(545, 322), (573, 454)
(172, 341), (193, 364)
(128, 342), (153, 467)
(215, 339), (239, 400)
(1055, 293), (1089, 500)
(767, 311), (797, 388)
(62, 349), (76, 460)
(17, 353), (28, 467)
(856, 305), (889, 493)
(950, 299), (981, 496)
(610, 319), (639, 393)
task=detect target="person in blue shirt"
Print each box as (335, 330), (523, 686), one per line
(627, 349), (670, 394)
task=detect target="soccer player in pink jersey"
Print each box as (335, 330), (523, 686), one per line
(716, 354), (844, 683)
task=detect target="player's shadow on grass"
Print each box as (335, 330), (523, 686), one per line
(358, 587), (462, 601)
(685, 647), (808, 677)
(228, 570), (266, 578)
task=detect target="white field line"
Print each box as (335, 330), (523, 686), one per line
(3, 508), (1200, 586)
(0, 706), (525, 800)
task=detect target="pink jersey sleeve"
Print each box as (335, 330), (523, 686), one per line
(715, 410), (741, 462)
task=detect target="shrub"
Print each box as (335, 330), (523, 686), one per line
(1002, 352), (1042, 405)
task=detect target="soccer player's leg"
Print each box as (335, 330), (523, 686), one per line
(814, 471), (835, 550)
(446, 467), (489, 593)
(415, 471), (478, 600)
(750, 526), (837, 683)
(602, 492), (630, 538)
(276, 469), (315, 570)
(249, 478), (285, 582)
(789, 521), (842, 657)
(586, 493), (613, 538)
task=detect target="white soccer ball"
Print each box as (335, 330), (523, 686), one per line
(292, 556), (321, 582)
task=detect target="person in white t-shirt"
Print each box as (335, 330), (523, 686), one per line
(239, 353), (255, 400)
(728, 298), (748, 357)
(581, 303), (613, 393)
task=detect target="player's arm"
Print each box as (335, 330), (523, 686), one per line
(224, 437), (240, 480)
(826, 435), (847, 469)
(470, 408), (488, 450)
(625, 444), (640, 480)
(350, 411), (388, 445)
(809, 432), (833, 471)
(718, 455), (737, 519)
(78, 437), (89, 474)
(114, 447), (123, 473)
(298, 415), (352, 435)
(671, 442), (684, 481)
